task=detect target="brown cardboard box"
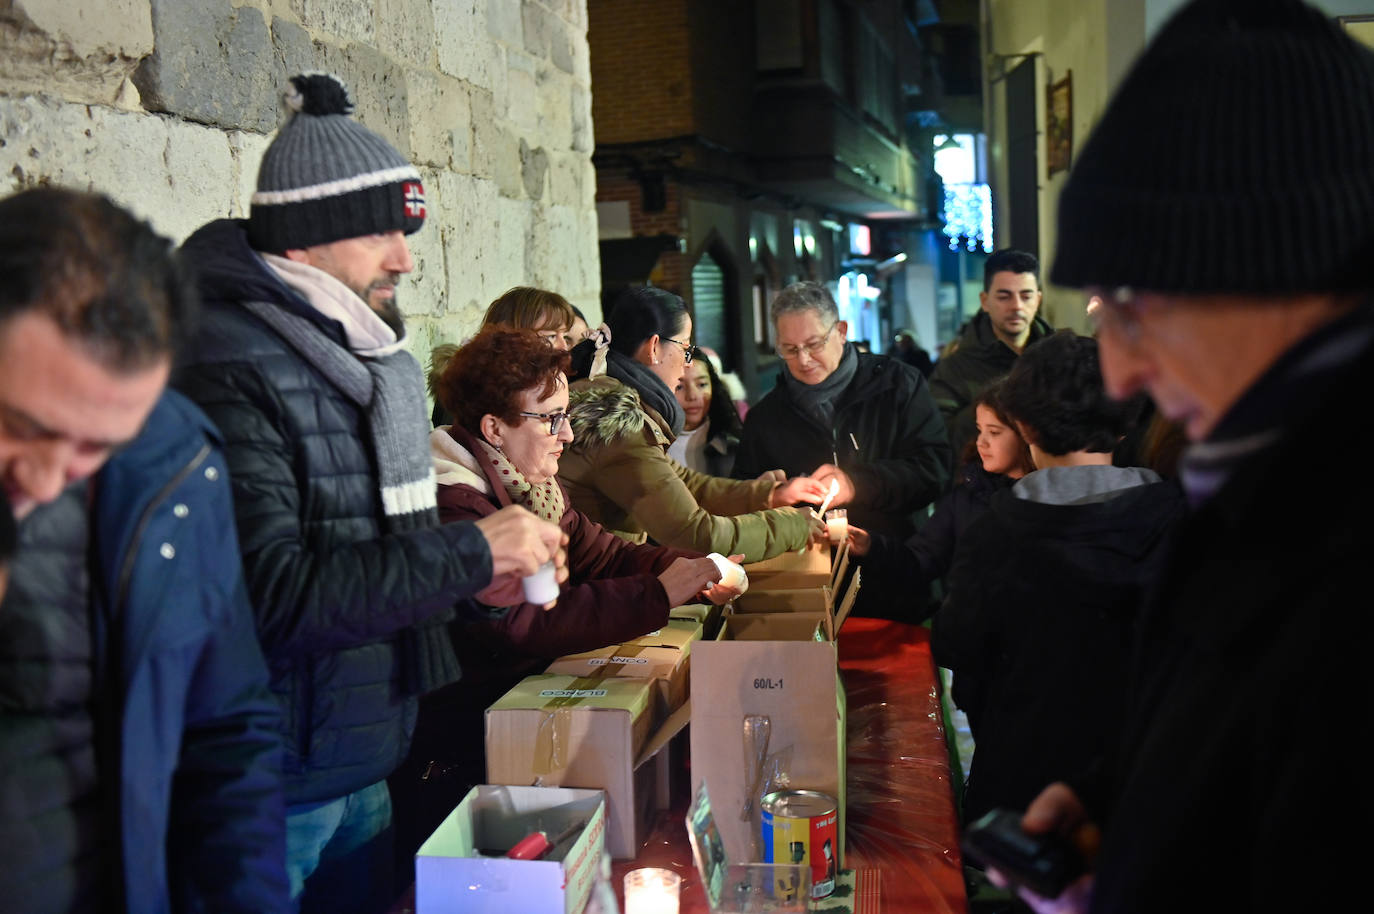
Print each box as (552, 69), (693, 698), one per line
(669, 602), (723, 639)
(622, 618), (703, 652)
(485, 674), (688, 859)
(544, 618), (702, 721)
(545, 643), (686, 721)
(689, 568), (860, 864)
(741, 541), (835, 590)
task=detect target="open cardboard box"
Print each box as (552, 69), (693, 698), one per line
(485, 674), (689, 859)
(730, 544), (853, 627)
(741, 541), (837, 590)
(689, 566), (861, 865)
(414, 784), (605, 914)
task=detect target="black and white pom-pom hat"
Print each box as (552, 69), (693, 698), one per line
(248, 72), (427, 253)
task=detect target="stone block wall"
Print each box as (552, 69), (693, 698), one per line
(0, 0), (601, 377)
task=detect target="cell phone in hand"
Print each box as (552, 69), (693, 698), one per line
(961, 807), (1085, 899)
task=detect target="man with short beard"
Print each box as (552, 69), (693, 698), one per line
(175, 74), (565, 914)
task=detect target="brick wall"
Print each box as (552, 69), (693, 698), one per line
(587, 0), (694, 144)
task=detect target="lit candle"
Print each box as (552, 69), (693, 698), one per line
(624, 867), (680, 914)
(824, 508), (848, 545)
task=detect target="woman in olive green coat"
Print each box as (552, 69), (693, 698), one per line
(559, 287), (825, 562)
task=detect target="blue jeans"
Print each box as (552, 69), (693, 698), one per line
(287, 780), (394, 914)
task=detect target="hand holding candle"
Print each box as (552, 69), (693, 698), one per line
(811, 464), (854, 509)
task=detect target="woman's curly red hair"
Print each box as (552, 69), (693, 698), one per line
(439, 327), (572, 436)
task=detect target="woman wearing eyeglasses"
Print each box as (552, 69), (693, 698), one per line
(396, 327), (744, 863)
(559, 285), (828, 562)
(428, 327), (742, 646)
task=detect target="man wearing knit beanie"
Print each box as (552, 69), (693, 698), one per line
(998, 3), (1374, 914)
(174, 74), (567, 913)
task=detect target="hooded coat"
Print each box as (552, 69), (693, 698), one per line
(557, 376), (813, 562)
(932, 466), (1185, 823)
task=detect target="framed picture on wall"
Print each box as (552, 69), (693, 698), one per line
(1046, 71), (1073, 179)
(1339, 15), (1374, 51)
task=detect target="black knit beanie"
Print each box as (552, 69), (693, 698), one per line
(248, 73), (425, 252)
(1051, 0), (1374, 294)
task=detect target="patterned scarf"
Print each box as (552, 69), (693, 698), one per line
(474, 438), (565, 523)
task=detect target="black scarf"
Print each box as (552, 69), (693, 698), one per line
(604, 348), (686, 438)
(782, 342), (859, 430)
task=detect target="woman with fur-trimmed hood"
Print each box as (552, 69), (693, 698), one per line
(559, 286), (826, 562)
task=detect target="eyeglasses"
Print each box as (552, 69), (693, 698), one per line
(519, 410), (570, 436)
(1088, 287), (1146, 344)
(775, 321), (838, 360)
(663, 337), (698, 365)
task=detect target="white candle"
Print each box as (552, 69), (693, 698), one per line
(521, 559), (559, 604)
(707, 552), (749, 593)
(824, 508), (848, 545)
(624, 867), (680, 914)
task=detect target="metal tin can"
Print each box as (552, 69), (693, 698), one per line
(760, 789), (839, 899)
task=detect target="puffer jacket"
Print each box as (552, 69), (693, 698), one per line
(927, 310), (1054, 466)
(175, 219), (495, 804)
(557, 376), (813, 562)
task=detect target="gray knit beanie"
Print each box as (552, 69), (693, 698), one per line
(1051, 0), (1374, 295)
(248, 73), (425, 252)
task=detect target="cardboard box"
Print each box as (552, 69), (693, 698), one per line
(544, 618), (701, 720)
(689, 568), (860, 864)
(741, 541), (838, 590)
(732, 544), (854, 626)
(485, 674), (688, 859)
(623, 617), (703, 650)
(415, 784), (605, 914)
(545, 643), (687, 721)
(670, 602), (723, 639)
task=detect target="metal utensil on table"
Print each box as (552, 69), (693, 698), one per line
(741, 714), (772, 860)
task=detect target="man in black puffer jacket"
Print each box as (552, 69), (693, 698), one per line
(175, 74), (565, 914)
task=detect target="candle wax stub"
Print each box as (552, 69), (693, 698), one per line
(521, 560), (559, 604)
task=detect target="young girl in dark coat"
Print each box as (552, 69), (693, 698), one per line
(847, 378), (1034, 621)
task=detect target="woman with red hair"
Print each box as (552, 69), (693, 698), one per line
(391, 328), (744, 863)
(430, 327), (741, 653)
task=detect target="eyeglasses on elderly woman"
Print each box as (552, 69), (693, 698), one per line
(518, 409), (571, 436)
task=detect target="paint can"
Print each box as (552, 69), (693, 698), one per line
(761, 789), (839, 899)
